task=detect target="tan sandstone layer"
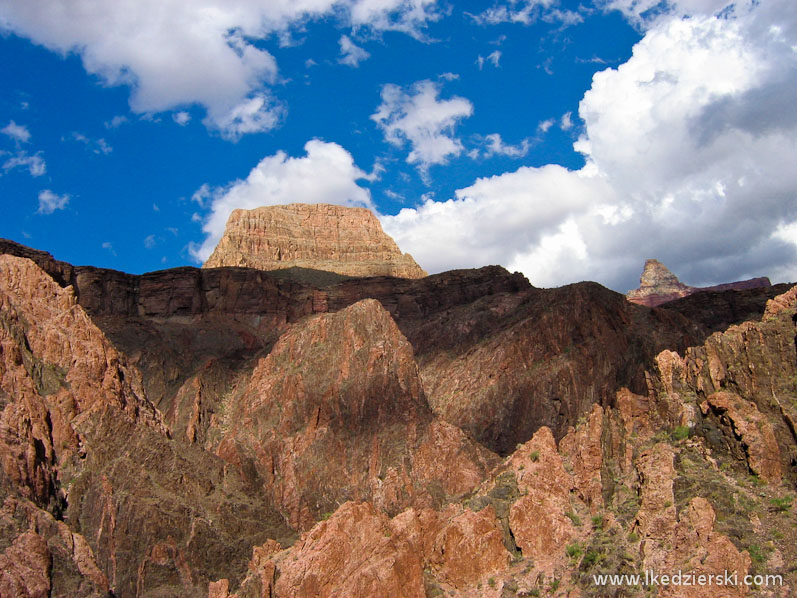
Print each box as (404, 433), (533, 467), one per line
(203, 203), (427, 278)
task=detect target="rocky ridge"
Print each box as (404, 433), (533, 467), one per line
(0, 238), (795, 597)
(627, 259), (771, 307)
(213, 282), (797, 598)
(203, 203), (427, 278)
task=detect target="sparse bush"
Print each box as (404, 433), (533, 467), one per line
(771, 495), (793, 512)
(565, 509), (582, 526)
(672, 425), (690, 441)
(529, 450), (540, 462)
(566, 542), (583, 560)
(747, 544), (767, 564)
(591, 514), (605, 529)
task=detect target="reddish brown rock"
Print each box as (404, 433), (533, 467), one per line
(429, 505), (511, 587)
(203, 203), (427, 278)
(701, 392), (782, 484)
(415, 281), (703, 455)
(215, 298), (496, 529)
(0, 531), (51, 598)
(508, 428), (576, 572)
(219, 501), (512, 598)
(649, 284), (797, 480)
(634, 443), (678, 572)
(661, 497), (751, 598)
(559, 404), (604, 509)
(270, 502), (426, 598)
(1, 240), (710, 458)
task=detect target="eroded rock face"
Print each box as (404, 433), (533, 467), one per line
(627, 259), (771, 307)
(215, 501), (512, 598)
(214, 298), (497, 530)
(508, 428), (576, 572)
(0, 255), (295, 597)
(701, 392), (782, 484)
(203, 203), (427, 278)
(627, 259), (695, 307)
(2, 240), (795, 598)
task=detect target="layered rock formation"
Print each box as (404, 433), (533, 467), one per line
(627, 258), (771, 307)
(1, 238), (795, 598)
(203, 203), (427, 278)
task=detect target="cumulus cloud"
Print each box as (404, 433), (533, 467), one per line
(371, 79), (473, 176)
(382, 165), (612, 274)
(1, 121), (31, 143)
(0, 0), (442, 139)
(37, 189), (69, 214)
(190, 139), (373, 261)
(382, 0), (797, 290)
(338, 35), (371, 66)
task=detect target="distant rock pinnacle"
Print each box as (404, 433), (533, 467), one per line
(203, 203), (427, 279)
(627, 259), (770, 307)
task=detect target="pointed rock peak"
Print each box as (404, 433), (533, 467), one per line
(203, 203), (427, 279)
(638, 259), (685, 290)
(627, 259), (693, 307)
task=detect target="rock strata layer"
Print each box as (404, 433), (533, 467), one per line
(627, 258), (771, 307)
(203, 203), (427, 278)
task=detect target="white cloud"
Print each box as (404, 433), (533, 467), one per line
(382, 165), (611, 276)
(348, 0), (443, 38)
(381, 1), (797, 289)
(537, 118), (555, 134)
(481, 133), (530, 158)
(104, 115), (129, 129)
(3, 152), (46, 177)
(37, 189), (69, 214)
(1, 121), (31, 143)
(338, 35), (371, 67)
(205, 93), (285, 141)
(371, 79), (473, 176)
(144, 234), (157, 249)
(560, 111), (573, 130)
(191, 139), (373, 262)
(173, 111), (191, 126)
(0, 0), (442, 139)
(470, 0), (582, 26)
(476, 50), (502, 70)
(71, 132), (113, 154)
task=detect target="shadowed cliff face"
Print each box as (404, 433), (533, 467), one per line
(214, 285), (797, 598)
(213, 299), (498, 530)
(0, 240), (708, 455)
(2, 239), (796, 598)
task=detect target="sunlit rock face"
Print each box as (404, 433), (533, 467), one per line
(627, 258), (770, 307)
(203, 203), (427, 279)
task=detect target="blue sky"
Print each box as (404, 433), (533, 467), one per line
(1, 0), (795, 291)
